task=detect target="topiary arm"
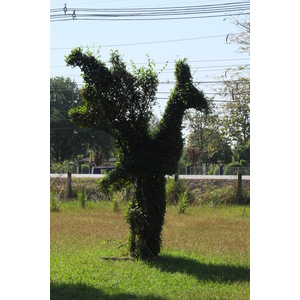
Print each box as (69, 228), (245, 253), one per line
(65, 48), (119, 135)
(65, 47), (112, 89)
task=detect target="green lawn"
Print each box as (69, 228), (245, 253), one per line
(51, 202), (250, 299)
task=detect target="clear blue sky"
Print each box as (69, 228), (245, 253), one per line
(50, 0), (249, 117)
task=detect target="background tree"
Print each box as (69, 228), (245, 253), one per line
(218, 74), (250, 162)
(50, 77), (115, 163)
(185, 102), (232, 173)
(184, 109), (207, 174)
(218, 16), (250, 163)
(50, 77), (83, 161)
(65, 48), (208, 259)
(186, 147), (200, 174)
(225, 15), (250, 54)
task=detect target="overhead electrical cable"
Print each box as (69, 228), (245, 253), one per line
(51, 62), (249, 70)
(51, 34), (230, 50)
(51, 58), (249, 67)
(50, 79), (249, 85)
(50, 1), (249, 22)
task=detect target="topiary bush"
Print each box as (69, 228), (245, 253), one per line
(66, 48), (208, 260)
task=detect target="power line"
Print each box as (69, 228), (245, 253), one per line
(50, 90), (249, 97)
(50, 34), (230, 50)
(50, 58), (249, 68)
(51, 2), (250, 13)
(51, 62), (250, 76)
(159, 79), (249, 84)
(51, 12), (249, 22)
(50, 2), (249, 22)
(50, 78), (249, 86)
(156, 91), (248, 95)
(51, 66), (250, 78)
(54, 2), (249, 13)
(162, 63), (249, 71)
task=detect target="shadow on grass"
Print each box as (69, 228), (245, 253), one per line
(50, 282), (166, 300)
(149, 254), (250, 283)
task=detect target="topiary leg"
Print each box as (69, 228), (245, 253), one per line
(127, 175), (166, 260)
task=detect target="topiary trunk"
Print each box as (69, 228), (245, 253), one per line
(127, 175), (166, 260)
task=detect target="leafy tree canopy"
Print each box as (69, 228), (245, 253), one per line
(50, 76), (115, 163)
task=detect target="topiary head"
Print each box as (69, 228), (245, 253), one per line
(174, 58), (192, 83)
(174, 59), (209, 114)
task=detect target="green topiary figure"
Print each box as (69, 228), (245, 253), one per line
(66, 48), (208, 259)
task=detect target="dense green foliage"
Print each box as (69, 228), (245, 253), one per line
(65, 48), (208, 259)
(233, 140), (250, 164)
(185, 106), (233, 169)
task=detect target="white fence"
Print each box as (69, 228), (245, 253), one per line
(51, 163), (250, 176)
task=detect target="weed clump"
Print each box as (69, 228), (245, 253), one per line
(77, 190), (87, 208)
(112, 192), (121, 212)
(177, 191), (188, 214)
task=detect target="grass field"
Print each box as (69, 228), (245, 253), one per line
(50, 201), (250, 299)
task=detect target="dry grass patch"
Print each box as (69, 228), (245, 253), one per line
(162, 205), (249, 262)
(50, 203), (129, 253)
(51, 202), (249, 262)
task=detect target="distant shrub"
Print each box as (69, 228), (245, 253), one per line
(224, 162), (243, 175)
(81, 164), (90, 174)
